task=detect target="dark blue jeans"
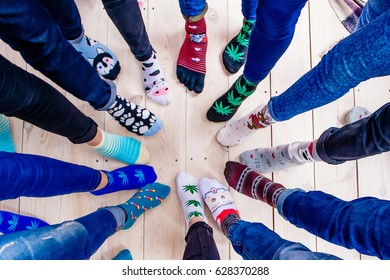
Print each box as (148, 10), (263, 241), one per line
(0, 152), (101, 200)
(0, 55), (98, 144)
(278, 189), (390, 259)
(0, 0), (113, 110)
(316, 103), (390, 164)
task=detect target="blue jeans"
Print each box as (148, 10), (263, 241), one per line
(102, 0), (153, 61)
(227, 220), (340, 260)
(316, 103), (390, 164)
(268, 1), (390, 121)
(0, 152), (101, 200)
(243, 0), (308, 83)
(178, 0), (206, 17)
(241, 0), (258, 20)
(0, 208), (121, 259)
(277, 189), (390, 259)
(0, 0), (114, 110)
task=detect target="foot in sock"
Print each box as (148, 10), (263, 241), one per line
(118, 183), (170, 230)
(70, 30), (120, 80)
(91, 165), (157, 196)
(207, 75), (257, 122)
(239, 141), (320, 173)
(112, 249), (133, 260)
(176, 172), (207, 225)
(142, 51), (172, 105)
(106, 95), (163, 136)
(0, 211), (49, 234)
(199, 177), (239, 227)
(176, 17), (207, 94)
(93, 129), (150, 164)
(345, 106), (371, 124)
(0, 114), (16, 153)
(224, 161), (286, 207)
(216, 103), (274, 147)
(223, 19), (255, 74)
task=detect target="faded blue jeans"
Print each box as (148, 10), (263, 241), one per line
(277, 189), (390, 259)
(178, 0), (206, 17)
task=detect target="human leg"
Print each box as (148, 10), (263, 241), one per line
(0, 114), (16, 153)
(356, 0), (390, 29)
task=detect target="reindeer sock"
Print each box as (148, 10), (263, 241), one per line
(0, 114), (16, 153)
(177, 17), (207, 94)
(70, 30), (120, 80)
(0, 211), (49, 234)
(141, 51), (172, 105)
(207, 75), (257, 122)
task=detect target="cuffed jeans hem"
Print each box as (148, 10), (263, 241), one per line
(135, 46), (154, 62)
(103, 206), (126, 231)
(68, 119), (98, 144)
(97, 80), (117, 111)
(316, 127), (346, 165)
(68, 25), (85, 44)
(267, 98), (283, 122)
(277, 188), (305, 218)
(185, 221), (213, 242)
(182, 3), (208, 22)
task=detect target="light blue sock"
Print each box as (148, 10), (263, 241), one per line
(0, 114), (16, 152)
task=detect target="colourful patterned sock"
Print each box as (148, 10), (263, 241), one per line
(142, 51), (172, 105)
(0, 211), (49, 234)
(176, 172), (207, 226)
(223, 18), (255, 74)
(224, 161), (286, 208)
(92, 129), (150, 165)
(112, 249), (133, 260)
(216, 103), (274, 147)
(91, 165), (157, 196)
(118, 183), (170, 230)
(239, 141), (321, 173)
(106, 95), (163, 136)
(345, 106), (371, 124)
(207, 75), (257, 122)
(177, 17), (208, 94)
(0, 114), (16, 153)
(70, 30), (120, 80)
(199, 177), (239, 227)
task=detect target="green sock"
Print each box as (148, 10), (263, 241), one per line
(0, 114), (16, 152)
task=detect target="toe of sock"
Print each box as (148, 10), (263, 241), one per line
(135, 144), (151, 164)
(223, 161), (247, 188)
(143, 117), (163, 136)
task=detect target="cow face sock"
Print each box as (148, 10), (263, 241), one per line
(106, 95), (163, 136)
(224, 161), (286, 208)
(217, 103), (274, 147)
(0, 211), (49, 234)
(207, 75), (257, 122)
(239, 141), (322, 173)
(92, 129), (151, 165)
(199, 177), (239, 228)
(91, 165), (157, 196)
(346, 106), (371, 124)
(177, 17), (207, 94)
(117, 183), (170, 230)
(176, 172), (207, 226)
(0, 114), (16, 153)
(70, 30), (120, 80)
(223, 18), (255, 74)
(141, 51), (172, 106)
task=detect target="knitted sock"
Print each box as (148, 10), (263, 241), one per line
(112, 249), (133, 260)
(239, 141), (321, 173)
(345, 106), (371, 124)
(224, 161), (286, 207)
(91, 165), (157, 196)
(223, 19), (255, 74)
(141, 51), (172, 105)
(207, 75), (257, 122)
(92, 129), (150, 165)
(199, 177), (239, 227)
(0, 114), (16, 152)
(117, 183), (170, 230)
(106, 95), (163, 136)
(217, 103), (274, 147)
(0, 211), (49, 234)
(176, 172), (207, 226)
(70, 31), (120, 80)
(177, 17), (208, 94)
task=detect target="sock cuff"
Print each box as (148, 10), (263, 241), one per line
(185, 17), (207, 34)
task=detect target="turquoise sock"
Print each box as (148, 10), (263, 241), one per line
(91, 165), (157, 196)
(0, 114), (16, 152)
(94, 130), (150, 165)
(112, 249), (133, 260)
(0, 210), (49, 234)
(118, 183), (170, 230)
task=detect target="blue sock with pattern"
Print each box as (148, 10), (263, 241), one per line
(0, 211), (49, 234)
(0, 114), (16, 153)
(118, 183), (170, 230)
(91, 165), (157, 196)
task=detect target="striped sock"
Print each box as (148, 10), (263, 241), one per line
(0, 114), (16, 152)
(224, 161), (286, 208)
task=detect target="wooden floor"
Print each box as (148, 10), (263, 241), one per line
(1, 0), (389, 260)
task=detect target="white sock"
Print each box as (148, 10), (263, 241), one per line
(346, 106), (371, 124)
(142, 51), (172, 105)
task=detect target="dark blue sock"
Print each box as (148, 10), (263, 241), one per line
(91, 165), (157, 196)
(0, 211), (49, 234)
